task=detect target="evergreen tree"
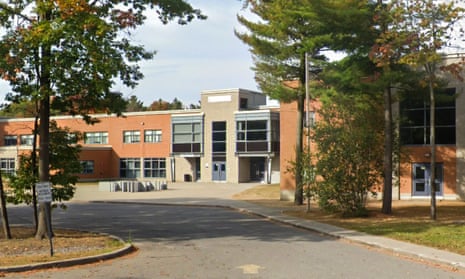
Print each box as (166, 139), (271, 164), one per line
(236, 0), (376, 204)
(126, 95), (146, 112)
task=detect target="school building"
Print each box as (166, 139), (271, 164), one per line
(279, 54), (465, 201)
(0, 88), (281, 185)
(0, 69), (464, 201)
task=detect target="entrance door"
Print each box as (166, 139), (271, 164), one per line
(250, 157), (265, 182)
(412, 163), (443, 196)
(212, 162), (226, 181)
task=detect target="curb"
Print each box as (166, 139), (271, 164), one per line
(0, 233), (136, 273)
(91, 200), (465, 272)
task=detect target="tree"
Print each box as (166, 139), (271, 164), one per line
(236, 0), (377, 204)
(148, 98), (185, 111)
(313, 91), (384, 217)
(126, 95), (145, 112)
(0, 174), (11, 239)
(0, 0), (205, 238)
(7, 121), (82, 232)
(374, 0), (465, 220)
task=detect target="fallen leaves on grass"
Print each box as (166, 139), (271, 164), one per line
(0, 227), (125, 267)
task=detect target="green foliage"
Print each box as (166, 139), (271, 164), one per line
(6, 155), (36, 205)
(0, 0), (205, 122)
(286, 148), (317, 211)
(126, 95), (145, 112)
(49, 121), (82, 203)
(7, 121), (82, 205)
(313, 93), (384, 217)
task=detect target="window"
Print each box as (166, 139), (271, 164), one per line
(4, 135), (17, 146)
(123, 130), (140, 143)
(212, 121), (226, 152)
(80, 161), (94, 174)
(172, 122), (203, 153)
(144, 158), (166, 178)
(236, 120), (268, 152)
(84, 132), (108, 144)
(400, 88), (455, 145)
(0, 158), (15, 175)
(144, 130), (162, 143)
(240, 98), (248, 109)
(20, 134), (34, 145)
(120, 158), (141, 178)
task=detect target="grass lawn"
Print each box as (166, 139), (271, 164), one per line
(233, 184), (465, 255)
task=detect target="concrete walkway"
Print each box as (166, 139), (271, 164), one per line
(73, 182), (465, 271)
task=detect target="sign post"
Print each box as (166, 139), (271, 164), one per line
(36, 182), (54, 256)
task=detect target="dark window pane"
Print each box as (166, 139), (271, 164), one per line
(213, 132), (226, 141)
(212, 122), (226, 131)
(247, 131), (267, 140)
(436, 127), (455, 144)
(247, 120), (266, 130)
(213, 142), (226, 152)
(236, 142), (245, 152)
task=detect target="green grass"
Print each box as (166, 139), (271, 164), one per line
(234, 184), (465, 255)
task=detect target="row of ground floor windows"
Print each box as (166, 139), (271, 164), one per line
(120, 158), (167, 178)
(0, 158), (444, 195)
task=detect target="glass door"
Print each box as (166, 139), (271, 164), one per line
(412, 163), (443, 196)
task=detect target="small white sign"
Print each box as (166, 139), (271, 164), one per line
(207, 95), (231, 103)
(36, 182), (52, 203)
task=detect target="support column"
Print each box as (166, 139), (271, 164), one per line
(266, 156), (272, 184)
(170, 157), (176, 182)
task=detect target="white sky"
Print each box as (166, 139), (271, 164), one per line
(0, 0), (259, 107)
(112, 0), (259, 106)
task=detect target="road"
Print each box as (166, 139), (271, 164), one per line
(6, 202), (465, 279)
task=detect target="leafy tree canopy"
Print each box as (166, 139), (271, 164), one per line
(0, 0), (205, 121)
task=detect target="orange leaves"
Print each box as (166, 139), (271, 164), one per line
(55, 0), (91, 18)
(113, 9), (138, 29)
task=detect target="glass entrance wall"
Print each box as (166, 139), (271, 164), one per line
(171, 115), (204, 155)
(212, 121), (227, 181)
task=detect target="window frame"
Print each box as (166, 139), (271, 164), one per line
(123, 130), (141, 144)
(144, 130), (162, 143)
(4, 135), (17, 146)
(20, 134), (34, 145)
(0, 158), (15, 175)
(80, 160), (95, 174)
(84, 132), (108, 144)
(143, 158), (167, 178)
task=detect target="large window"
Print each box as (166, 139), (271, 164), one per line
(123, 130), (140, 143)
(4, 135), (17, 146)
(144, 158), (166, 178)
(84, 132), (108, 144)
(144, 130), (162, 143)
(172, 122), (202, 153)
(20, 134), (34, 145)
(400, 88), (455, 145)
(120, 158), (140, 178)
(212, 121), (226, 161)
(236, 120), (268, 152)
(0, 158), (15, 175)
(80, 160), (94, 174)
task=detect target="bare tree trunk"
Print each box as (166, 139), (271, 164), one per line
(36, 96), (52, 240)
(32, 112), (39, 232)
(294, 94), (304, 205)
(0, 174), (11, 239)
(382, 86), (393, 214)
(35, 0), (53, 240)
